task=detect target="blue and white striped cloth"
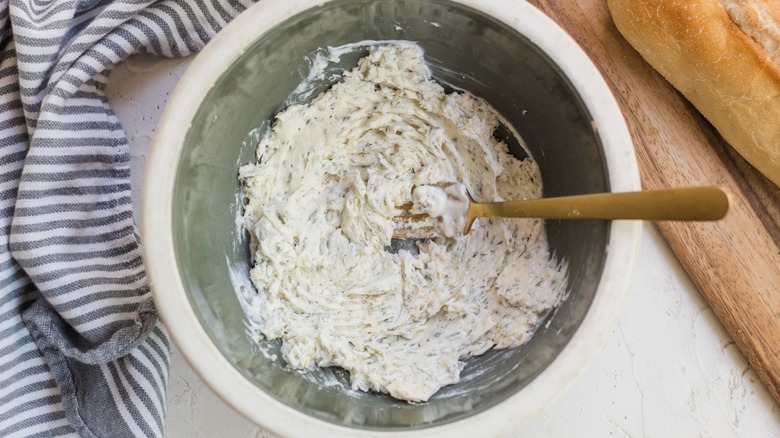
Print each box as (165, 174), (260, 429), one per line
(0, 1), (251, 436)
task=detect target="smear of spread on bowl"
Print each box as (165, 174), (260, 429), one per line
(238, 42), (567, 402)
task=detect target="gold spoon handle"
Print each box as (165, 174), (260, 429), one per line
(469, 186), (732, 221)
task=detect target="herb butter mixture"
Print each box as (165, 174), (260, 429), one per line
(238, 43), (567, 402)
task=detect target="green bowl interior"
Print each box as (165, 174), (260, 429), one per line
(171, 0), (609, 430)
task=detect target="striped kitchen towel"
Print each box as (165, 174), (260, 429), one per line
(0, 0), (252, 436)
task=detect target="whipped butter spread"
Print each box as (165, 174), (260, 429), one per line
(238, 43), (567, 402)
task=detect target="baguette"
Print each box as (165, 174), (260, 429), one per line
(608, 0), (780, 187)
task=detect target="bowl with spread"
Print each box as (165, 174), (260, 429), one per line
(142, 0), (641, 436)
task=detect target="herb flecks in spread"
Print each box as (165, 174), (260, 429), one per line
(238, 43), (566, 402)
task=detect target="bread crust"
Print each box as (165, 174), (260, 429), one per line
(608, 0), (780, 187)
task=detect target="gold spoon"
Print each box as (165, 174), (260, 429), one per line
(392, 185), (732, 239)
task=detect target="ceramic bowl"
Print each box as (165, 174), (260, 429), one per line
(142, 0), (641, 436)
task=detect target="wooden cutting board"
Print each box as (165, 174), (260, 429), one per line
(526, 0), (780, 404)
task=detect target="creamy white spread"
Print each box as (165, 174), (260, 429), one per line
(412, 183), (471, 237)
(238, 43), (567, 402)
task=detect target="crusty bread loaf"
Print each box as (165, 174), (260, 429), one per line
(608, 0), (780, 187)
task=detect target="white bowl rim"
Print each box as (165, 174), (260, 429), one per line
(141, 0), (641, 436)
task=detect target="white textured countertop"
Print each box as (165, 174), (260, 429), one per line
(110, 54), (780, 438)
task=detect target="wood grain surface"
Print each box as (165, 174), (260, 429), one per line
(526, 0), (780, 404)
